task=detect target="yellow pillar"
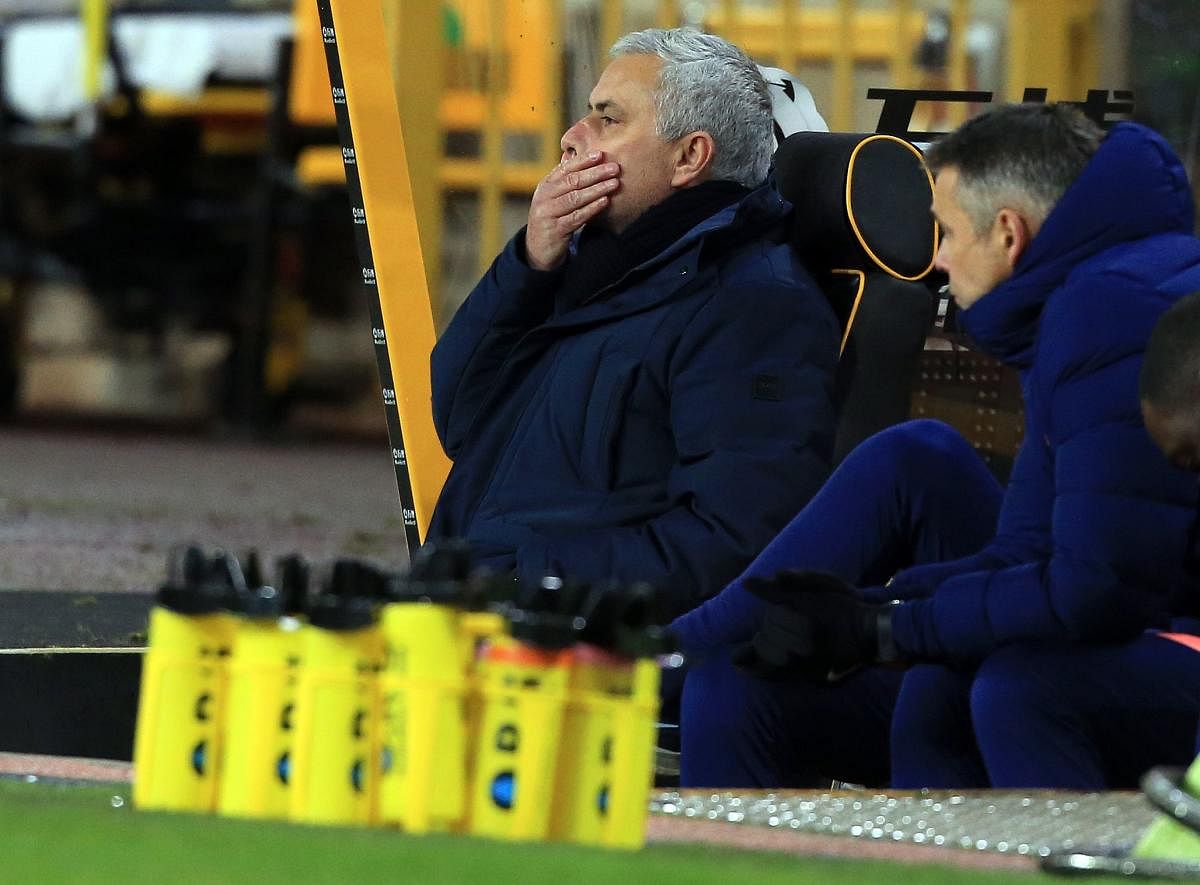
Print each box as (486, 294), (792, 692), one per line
(721, 0), (739, 46)
(1007, 0), (1100, 103)
(832, 0), (854, 132)
(382, 0), (443, 317)
(656, 0), (679, 30)
(478, 0), (506, 274)
(947, 0), (970, 125)
(321, 0), (451, 544)
(81, 0), (108, 101)
(777, 0), (799, 73)
(890, 0), (913, 89)
(543, 0), (565, 168)
(600, 0), (624, 68)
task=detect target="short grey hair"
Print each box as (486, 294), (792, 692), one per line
(925, 103), (1103, 234)
(611, 28), (773, 188)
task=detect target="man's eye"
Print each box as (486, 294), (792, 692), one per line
(601, 116), (616, 126)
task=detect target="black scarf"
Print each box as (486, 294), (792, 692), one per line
(555, 180), (750, 314)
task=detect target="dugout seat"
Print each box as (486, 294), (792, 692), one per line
(774, 132), (938, 463)
(655, 137), (940, 784)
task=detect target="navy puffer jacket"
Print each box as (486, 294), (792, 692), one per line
(887, 123), (1200, 663)
(428, 184), (840, 616)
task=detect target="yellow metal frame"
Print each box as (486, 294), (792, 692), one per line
(705, 4), (926, 132)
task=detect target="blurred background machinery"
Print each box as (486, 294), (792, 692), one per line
(0, 0), (1192, 471)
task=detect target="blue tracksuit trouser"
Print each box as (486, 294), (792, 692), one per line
(675, 420), (1200, 789)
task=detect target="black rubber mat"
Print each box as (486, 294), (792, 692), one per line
(0, 591), (151, 649)
(0, 651), (140, 760)
(0, 591), (148, 759)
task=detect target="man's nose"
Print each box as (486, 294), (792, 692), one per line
(560, 118), (587, 158)
(933, 244), (949, 273)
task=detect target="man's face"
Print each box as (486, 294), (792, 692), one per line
(931, 167), (1019, 310)
(559, 54), (678, 233)
(1142, 400), (1200, 475)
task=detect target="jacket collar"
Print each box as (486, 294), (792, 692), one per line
(547, 181), (790, 331)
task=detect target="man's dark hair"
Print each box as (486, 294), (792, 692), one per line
(1140, 291), (1200, 411)
(925, 103), (1104, 234)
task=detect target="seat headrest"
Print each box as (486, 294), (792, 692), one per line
(774, 133), (937, 281)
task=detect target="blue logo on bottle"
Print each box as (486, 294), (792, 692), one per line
(380, 746), (393, 775)
(490, 771), (515, 809)
(276, 752), (291, 785)
(191, 741), (207, 776)
(350, 759), (365, 793)
(597, 785), (609, 815)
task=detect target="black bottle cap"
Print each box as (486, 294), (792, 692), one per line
(507, 607), (581, 651)
(157, 545), (232, 615)
(233, 584), (286, 619)
(327, 558), (389, 600)
(460, 570), (520, 613)
(307, 592), (377, 631)
(387, 575), (463, 606)
(409, 539), (474, 582)
(612, 623), (678, 659)
(275, 554), (310, 616)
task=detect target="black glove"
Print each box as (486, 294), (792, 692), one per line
(732, 570), (899, 682)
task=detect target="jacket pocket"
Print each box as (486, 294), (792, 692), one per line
(582, 351), (640, 489)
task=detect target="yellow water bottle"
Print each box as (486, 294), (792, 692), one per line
(217, 553), (309, 820)
(378, 541), (473, 833)
(468, 587), (578, 842)
(289, 559), (386, 827)
(132, 546), (238, 813)
(455, 566), (520, 834)
(551, 582), (669, 849)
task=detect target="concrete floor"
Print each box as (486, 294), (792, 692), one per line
(0, 427), (409, 593)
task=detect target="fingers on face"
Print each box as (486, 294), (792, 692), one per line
(560, 177), (618, 212)
(559, 193), (609, 231)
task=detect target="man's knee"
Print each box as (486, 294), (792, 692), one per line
(894, 664), (971, 738)
(969, 646), (1061, 738)
(891, 664), (976, 786)
(681, 654), (764, 739)
(679, 654), (779, 787)
(851, 419), (975, 477)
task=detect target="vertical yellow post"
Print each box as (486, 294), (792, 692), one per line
(947, 0), (970, 125)
(777, 0), (799, 73)
(543, 0), (565, 169)
(720, 0), (739, 46)
(81, 0), (108, 101)
(890, 0), (913, 89)
(600, 0), (624, 71)
(320, 0), (450, 544)
(656, 0), (678, 30)
(382, 0), (444, 316)
(478, 0), (506, 274)
(1069, 1), (1101, 102)
(1008, 0), (1094, 102)
(832, 0), (854, 132)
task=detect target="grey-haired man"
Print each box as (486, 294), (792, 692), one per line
(426, 28), (840, 620)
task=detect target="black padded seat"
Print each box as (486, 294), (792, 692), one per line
(774, 132), (938, 462)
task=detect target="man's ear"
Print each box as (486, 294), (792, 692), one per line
(993, 208), (1033, 269)
(671, 131), (715, 187)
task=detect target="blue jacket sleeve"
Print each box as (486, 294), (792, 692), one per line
(514, 279), (840, 618)
(890, 278), (1197, 664)
(431, 229), (561, 458)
